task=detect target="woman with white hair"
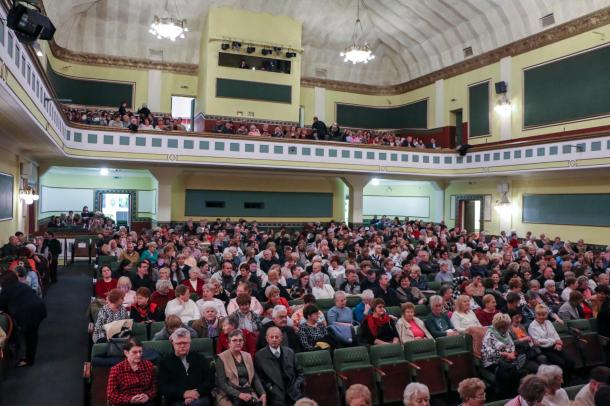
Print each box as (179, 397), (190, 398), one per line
(403, 382), (430, 406)
(353, 289), (374, 323)
(312, 272), (335, 299)
(537, 364), (569, 406)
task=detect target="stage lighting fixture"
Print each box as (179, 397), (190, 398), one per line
(261, 48), (272, 56)
(221, 42), (230, 50)
(231, 41), (241, 49)
(7, 3), (56, 44)
(246, 46), (256, 53)
(285, 51), (296, 58)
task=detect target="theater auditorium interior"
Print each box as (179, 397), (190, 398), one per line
(5, 0), (610, 405)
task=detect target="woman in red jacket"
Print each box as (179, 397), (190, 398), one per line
(181, 268), (204, 299)
(216, 317), (257, 358)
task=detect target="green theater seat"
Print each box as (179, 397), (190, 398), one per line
(369, 343), (411, 403)
(295, 350), (340, 406)
(404, 339), (447, 395)
(436, 334), (476, 390)
(333, 346), (378, 404)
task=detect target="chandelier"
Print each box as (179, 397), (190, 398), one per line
(19, 186), (39, 205)
(149, 16), (188, 41)
(149, 1), (188, 42)
(340, 0), (375, 64)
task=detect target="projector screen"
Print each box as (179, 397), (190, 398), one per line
(363, 195), (430, 218)
(41, 186), (94, 213)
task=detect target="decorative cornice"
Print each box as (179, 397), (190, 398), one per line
(46, 6), (610, 94)
(301, 6), (610, 95)
(48, 41), (198, 75)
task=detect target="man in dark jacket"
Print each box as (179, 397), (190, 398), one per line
(311, 116), (328, 140)
(255, 326), (304, 406)
(0, 271), (47, 366)
(256, 305), (302, 352)
(44, 232), (62, 283)
(158, 328), (212, 406)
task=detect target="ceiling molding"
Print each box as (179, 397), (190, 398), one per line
(46, 6), (610, 95)
(48, 41), (199, 75)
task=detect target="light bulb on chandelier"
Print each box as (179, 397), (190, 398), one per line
(340, 0), (375, 64)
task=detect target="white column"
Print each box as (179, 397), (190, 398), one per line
(147, 70), (162, 112)
(430, 181), (447, 223)
(314, 86), (326, 122)
(149, 168), (182, 223)
(341, 175), (370, 224)
(434, 79), (445, 128)
(499, 56), (512, 140)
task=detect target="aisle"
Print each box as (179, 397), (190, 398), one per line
(2, 263), (92, 405)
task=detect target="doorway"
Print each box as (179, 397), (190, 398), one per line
(451, 109), (465, 146)
(101, 193), (131, 226)
(460, 199), (482, 232)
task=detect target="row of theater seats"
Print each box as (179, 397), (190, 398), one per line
(84, 316), (607, 406)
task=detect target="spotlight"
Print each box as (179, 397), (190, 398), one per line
(246, 46), (256, 54)
(231, 41), (241, 50)
(371, 178), (380, 186)
(221, 42), (230, 50)
(273, 46), (282, 54)
(7, 3), (56, 44)
(100, 168), (109, 176)
(285, 51), (296, 58)
(261, 48), (272, 56)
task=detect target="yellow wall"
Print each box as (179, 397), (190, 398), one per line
(171, 172), (341, 222)
(197, 7), (302, 121)
(444, 174), (610, 245)
(46, 45), (197, 112)
(0, 147), (21, 243)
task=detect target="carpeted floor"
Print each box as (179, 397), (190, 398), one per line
(1, 263), (92, 406)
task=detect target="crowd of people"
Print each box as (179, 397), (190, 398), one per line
(64, 102), (188, 132)
(62, 102), (444, 148)
(47, 206), (114, 231)
(4, 214), (610, 404)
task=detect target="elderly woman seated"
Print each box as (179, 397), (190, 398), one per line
(505, 375), (547, 406)
(353, 289), (374, 323)
(457, 378), (486, 406)
(537, 364), (569, 406)
(190, 302), (221, 339)
(396, 302), (433, 343)
(425, 295), (459, 338)
(264, 285), (291, 315)
(409, 265), (429, 291)
(482, 313), (525, 398)
(327, 291), (356, 346)
(297, 304), (334, 351)
(345, 384), (372, 406)
(227, 293), (262, 333)
(150, 279), (175, 313)
(181, 267), (205, 299)
(528, 304), (571, 370)
(311, 272), (335, 299)
(396, 273), (426, 304)
(116, 276), (136, 309)
(475, 294), (500, 326)
(403, 382), (430, 406)
(92, 288), (129, 343)
(507, 309), (546, 373)
(541, 280), (563, 313)
(360, 298), (399, 346)
(130, 287), (164, 322)
(450, 294), (483, 333)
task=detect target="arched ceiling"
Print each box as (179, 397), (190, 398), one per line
(42, 0), (610, 86)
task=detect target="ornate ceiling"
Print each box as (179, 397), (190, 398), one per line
(42, 0), (610, 86)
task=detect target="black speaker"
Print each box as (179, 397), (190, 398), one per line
(7, 4), (55, 44)
(495, 81), (507, 94)
(457, 144), (472, 156)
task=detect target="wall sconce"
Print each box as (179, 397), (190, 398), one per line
(494, 94), (511, 116)
(19, 186), (39, 205)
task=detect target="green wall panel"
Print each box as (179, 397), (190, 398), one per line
(216, 78), (291, 103)
(0, 172), (14, 221)
(524, 45), (610, 128)
(468, 81), (490, 137)
(523, 194), (610, 226)
(185, 190), (333, 217)
(46, 62), (133, 108)
(336, 99), (428, 129)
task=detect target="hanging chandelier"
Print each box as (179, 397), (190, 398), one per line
(19, 186), (39, 205)
(149, 0), (188, 41)
(340, 0), (375, 64)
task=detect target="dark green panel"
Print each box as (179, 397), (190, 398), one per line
(0, 172), (13, 221)
(524, 45), (610, 127)
(185, 190), (333, 217)
(46, 61), (133, 107)
(216, 78), (291, 103)
(336, 99), (428, 129)
(468, 81), (490, 137)
(523, 194), (610, 226)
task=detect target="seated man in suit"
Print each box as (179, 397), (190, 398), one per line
(256, 305), (302, 351)
(158, 328), (212, 406)
(255, 326), (304, 406)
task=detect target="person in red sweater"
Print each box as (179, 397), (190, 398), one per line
(150, 279), (175, 313)
(475, 294), (500, 327)
(216, 317), (257, 358)
(130, 287), (164, 322)
(181, 268), (204, 299)
(95, 265), (118, 300)
(106, 337), (156, 405)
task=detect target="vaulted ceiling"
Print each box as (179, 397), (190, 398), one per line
(42, 0), (610, 86)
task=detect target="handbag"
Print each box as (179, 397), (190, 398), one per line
(105, 322), (133, 357)
(498, 353), (526, 371)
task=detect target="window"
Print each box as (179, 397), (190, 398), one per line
(205, 201), (225, 208)
(244, 202), (264, 209)
(170, 95), (194, 131)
